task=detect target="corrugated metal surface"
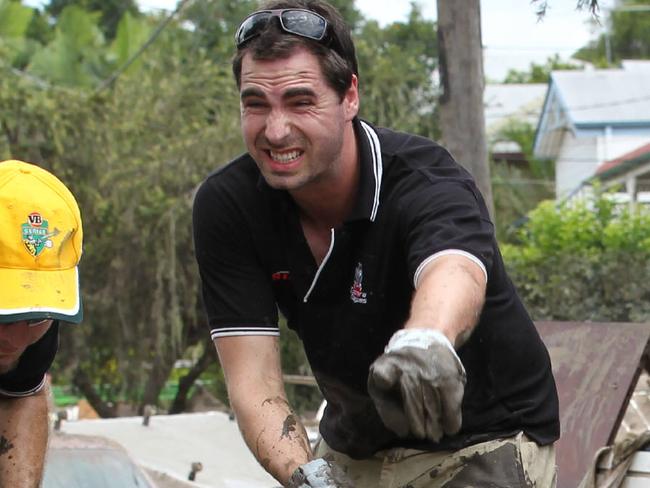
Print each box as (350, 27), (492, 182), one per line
(43, 434), (155, 488)
(551, 62), (650, 126)
(60, 411), (277, 488)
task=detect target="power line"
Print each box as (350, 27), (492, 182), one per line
(492, 178), (555, 186)
(567, 94), (650, 112)
(485, 46), (585, 52)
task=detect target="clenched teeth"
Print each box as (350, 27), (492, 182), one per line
(269, 149), (302, 163)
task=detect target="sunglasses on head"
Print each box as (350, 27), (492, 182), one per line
(235, 8), (329, 48)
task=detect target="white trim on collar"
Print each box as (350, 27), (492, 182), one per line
(359, 121), (383, 222)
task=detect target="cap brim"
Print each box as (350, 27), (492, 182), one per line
(0, 266), (83, 324)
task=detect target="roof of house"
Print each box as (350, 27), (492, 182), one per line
(534, 61), (650, 159)
(552, 62), (650, 127)
(595, 141), (650, 181)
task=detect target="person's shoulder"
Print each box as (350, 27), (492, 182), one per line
(195, 154), (262, 203)
(199, 153), (259, 192)
(375, 126), (443, 154)
(372, 125), (471, 181)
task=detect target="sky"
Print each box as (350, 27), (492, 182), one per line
(25, 0), (616, 81)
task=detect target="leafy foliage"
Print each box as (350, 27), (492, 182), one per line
(503, 54), (582, 84)
(356, 4), (439, 138)
(504, 194), (650, 322)
(45, 0), (140, 40)
(574, 0), (650, 66)
(490, 120), (555, 240)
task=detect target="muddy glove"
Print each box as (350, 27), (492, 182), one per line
(287, 458), (354, 488)
(367, 329), (466, 442)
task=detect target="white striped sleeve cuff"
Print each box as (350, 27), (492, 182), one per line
(414, 249), (488, 288)
(210, 326), (280, 340)
(0, 375), (46, 398)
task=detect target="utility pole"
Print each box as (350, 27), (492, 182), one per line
(437, 0), (494, 217)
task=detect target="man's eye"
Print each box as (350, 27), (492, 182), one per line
(244, 100), (267, 109)
(293, 99), (313, 107)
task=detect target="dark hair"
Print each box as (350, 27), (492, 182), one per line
(232, 0), (358, 100)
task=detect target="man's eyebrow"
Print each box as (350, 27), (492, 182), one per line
(240, 87), (265, 100)
(283, 87), (316, 99)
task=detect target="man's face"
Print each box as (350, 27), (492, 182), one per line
(0, 320), (53, 374)
(239, 47), (359, 192)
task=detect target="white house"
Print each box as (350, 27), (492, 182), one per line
(592, 141), (650, 208)
(533, 60), (650, 199)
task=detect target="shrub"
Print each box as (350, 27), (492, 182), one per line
(503, 195), (650, 322)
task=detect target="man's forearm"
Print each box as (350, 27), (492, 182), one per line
(407, 254), (486, 346)
(233, 392), (312, 485)
(0, 387), (50, 488)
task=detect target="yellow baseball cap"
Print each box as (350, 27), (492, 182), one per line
(0, 160), (83, 323)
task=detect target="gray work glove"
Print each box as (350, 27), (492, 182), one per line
(286, 458), (354, 488)
(367, 329), (466, 442)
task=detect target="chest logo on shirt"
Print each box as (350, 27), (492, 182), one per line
(350, 262), (367, 304)
(272, 271), (290, 282)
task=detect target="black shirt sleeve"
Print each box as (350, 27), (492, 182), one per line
(192, 172), (279, 339)
(0, 321), (59, 397)
(397, 165), (495, 285)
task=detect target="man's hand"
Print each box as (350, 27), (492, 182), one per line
(367, 329), (466, 442)
(287, 458), (354, 488)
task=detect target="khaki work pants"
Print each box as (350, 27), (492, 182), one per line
(315, 432), (557, 488)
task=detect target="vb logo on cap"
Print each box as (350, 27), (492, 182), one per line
(0, 160), (83, 324)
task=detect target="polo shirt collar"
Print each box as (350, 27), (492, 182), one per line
(255, 117), (384, 223)
(347, 118), (383, 223)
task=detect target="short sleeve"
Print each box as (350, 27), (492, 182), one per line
(0, 321), (59, 397)
(192, 176), (279, 340)
(399, 174), (495, 286)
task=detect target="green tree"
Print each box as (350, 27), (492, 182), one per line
(45, 0), (140, 40)
(491, 120), (555, 240)
(26, 5), (109, 88)
(356, 4), (439, 138)
(574, 0), (650, 66)
(504, 193), (650, 322)
(0, 0), (39, 68)
(503, 54), (582, 84)
(0, 12), (243, 414)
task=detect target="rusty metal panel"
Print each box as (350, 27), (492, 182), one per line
(535, 321), (650, 488)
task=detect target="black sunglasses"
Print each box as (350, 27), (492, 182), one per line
(235, 9), (329, 48)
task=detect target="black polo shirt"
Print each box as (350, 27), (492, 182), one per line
(193, 118), (559, 458)
(0, 321), (58, 397)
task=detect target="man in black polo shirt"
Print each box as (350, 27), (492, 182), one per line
(193, 1), (560, 486)
(0, 159), (84, 487)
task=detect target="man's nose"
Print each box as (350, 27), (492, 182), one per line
(265, 110), (291, 144)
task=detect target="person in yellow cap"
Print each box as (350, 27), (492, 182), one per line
(0, 159), (83, 487)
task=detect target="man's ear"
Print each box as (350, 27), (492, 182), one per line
(343, 74), (359, 121)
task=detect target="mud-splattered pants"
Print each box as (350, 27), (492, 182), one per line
(315, 432), (556, 487)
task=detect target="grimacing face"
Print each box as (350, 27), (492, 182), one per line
(239, 47), (359, 193)
(0, 319), (53, 374)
